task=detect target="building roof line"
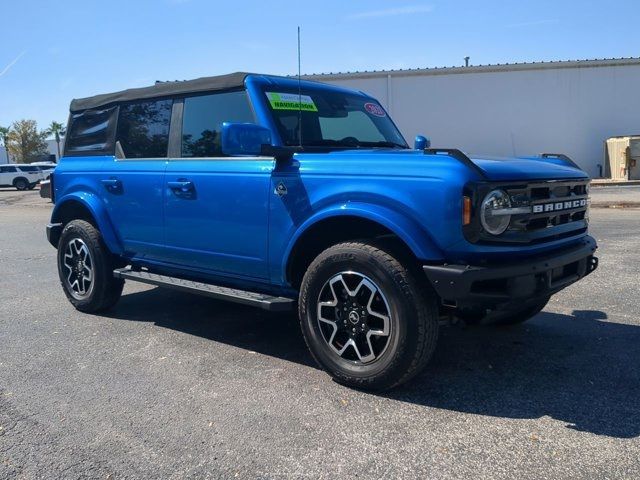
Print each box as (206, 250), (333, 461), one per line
(303, 57), (640, 80)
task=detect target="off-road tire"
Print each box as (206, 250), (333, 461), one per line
(299, 241), (439, 391)
(490, 296), (550, 326)
(57, 220), (124, 313)
(14, 177), (28, 191)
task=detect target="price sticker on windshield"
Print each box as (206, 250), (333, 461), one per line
(266, 92), (318, 112)
(364, 102), (386, 117)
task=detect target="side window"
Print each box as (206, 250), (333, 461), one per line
(1, 166), (17, 173)
(181, 91), (254, 157)
(19, 166), (39, 172)
(65, 106), (118, 155)
(116, 99), (172, 158)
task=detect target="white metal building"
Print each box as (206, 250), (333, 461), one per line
(307, 58), (640, 178)
(0, 139), (61, 164)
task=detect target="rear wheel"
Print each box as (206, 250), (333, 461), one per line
(57, 220), (124, 312)
(299, 241), (439, 391)
(14, 178), (28, 190)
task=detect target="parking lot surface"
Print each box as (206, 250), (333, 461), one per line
(1, 189), (639, 479)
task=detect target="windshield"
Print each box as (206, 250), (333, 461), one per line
(263, 88), (408, 149)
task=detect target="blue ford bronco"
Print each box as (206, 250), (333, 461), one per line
(47, 72), (598, 390)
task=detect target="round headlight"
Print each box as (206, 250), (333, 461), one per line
(480, 189), (511, 235)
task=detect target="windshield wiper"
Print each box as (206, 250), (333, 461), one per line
(358, 140), (408, 149)
(302, 139), (408, 149)
(303, 139), (356, 148)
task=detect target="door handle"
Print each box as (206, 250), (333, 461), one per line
(168, 180), (195, 197)
(101, 178), (122, 192)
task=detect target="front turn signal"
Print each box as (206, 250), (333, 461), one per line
(463, 196), (472, 225)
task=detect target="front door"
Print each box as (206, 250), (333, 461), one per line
(164, 158), (273, 279)
(162, 90), (272, 279)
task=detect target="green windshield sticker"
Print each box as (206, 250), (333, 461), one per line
(266, 92), (318, 112)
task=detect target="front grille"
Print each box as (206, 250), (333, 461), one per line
(479, 179), (590, 245)
(510, 180), (588, 231)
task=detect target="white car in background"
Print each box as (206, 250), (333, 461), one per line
(30, 162), (57, 179)
(0, 164), (44, 190)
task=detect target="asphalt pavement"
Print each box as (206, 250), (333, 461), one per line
(1, 188), (639, 479)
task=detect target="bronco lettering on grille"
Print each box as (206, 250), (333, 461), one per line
(532, 199), (587, 213)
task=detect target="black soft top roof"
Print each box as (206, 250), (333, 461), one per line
(70, 71), (250, 113)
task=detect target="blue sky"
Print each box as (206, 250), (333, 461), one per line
(1, 0), (638, 130)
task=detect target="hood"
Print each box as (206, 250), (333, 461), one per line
(297, 149), (588, 182)
(336, 149), (588, 182)
(468, 154), (588, 181)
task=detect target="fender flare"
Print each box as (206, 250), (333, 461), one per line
(51, 192), (124, 255)
(281, 202), (444, 279)
(13, 176), (29, 187)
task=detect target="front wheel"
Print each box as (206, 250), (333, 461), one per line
(299, 241), (439, 391)
(57, 220), (124, 312)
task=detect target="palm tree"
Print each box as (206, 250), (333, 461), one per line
(47, 121), (66, 162)
(0, 126), (11, 163)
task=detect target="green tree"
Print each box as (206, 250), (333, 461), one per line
(0, 126), (11, 163)
(7, 120), (49, 163)
(47, 121), (66, 161)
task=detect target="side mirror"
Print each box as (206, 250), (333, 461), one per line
(221, 122), (272, 156)
(414, 135), (431, 150)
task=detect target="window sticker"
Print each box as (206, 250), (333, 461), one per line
(266, 92), (318, 112)
(364, 102), (386, 117)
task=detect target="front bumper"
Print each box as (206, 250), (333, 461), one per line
(39, 180), (51, 199)
(423, 236), (598, 308)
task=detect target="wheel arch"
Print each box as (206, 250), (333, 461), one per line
(13, 176), (29, 188)
(50, 193), (123, 254)
(284, 205), (443, 288)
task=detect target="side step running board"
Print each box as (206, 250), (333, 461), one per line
(113, 268), (295, 312)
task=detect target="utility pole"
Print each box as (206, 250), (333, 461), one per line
(0, 130), (10, 164)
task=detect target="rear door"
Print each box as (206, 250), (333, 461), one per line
(98, 99), (172, 260)
(18, 165), (43, 182)
(163, 90), (273, 279)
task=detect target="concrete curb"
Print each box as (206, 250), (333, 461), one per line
(591, 202), (640, 209)
(591, 180), (640, 187)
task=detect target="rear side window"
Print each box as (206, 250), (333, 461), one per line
(65, 106), (118, 156)
(18, 166), (39, 172)
(116, 99), (173, 158)
(0, 166), (17, 173)
(181, 91), (254, 157)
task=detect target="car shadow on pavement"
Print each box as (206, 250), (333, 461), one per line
(394, 309), (640, 439)
(107, 287), (316, 368)
(108, 288), (640, 439)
